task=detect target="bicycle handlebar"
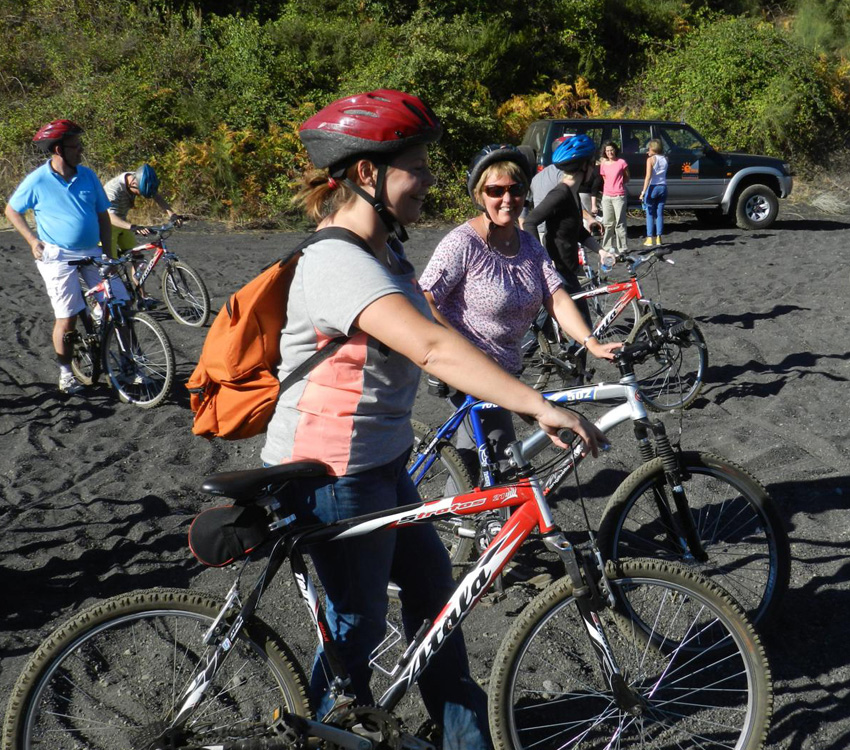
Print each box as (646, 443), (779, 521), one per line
(614, 317), (694, 367)
(135, 221), (177, 241)
(68, 254), (131, 269)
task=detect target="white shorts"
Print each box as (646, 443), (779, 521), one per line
(36, 243), (130, 319)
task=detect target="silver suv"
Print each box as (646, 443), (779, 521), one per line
(521, 119), (793, 229)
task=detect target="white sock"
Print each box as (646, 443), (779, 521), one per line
(59, 364), (72, 376)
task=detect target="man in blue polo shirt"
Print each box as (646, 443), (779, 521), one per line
(4, 119), (127, 394)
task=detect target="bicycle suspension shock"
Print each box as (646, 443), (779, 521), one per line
(650, 421), (708, 562)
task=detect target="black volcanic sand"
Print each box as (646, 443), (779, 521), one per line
(1, 204), (848, 748)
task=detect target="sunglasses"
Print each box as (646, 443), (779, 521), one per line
(482, 183), (526, 199)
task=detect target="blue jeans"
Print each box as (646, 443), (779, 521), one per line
(644, 185), (667, 237)
(282, 449), (491, 749)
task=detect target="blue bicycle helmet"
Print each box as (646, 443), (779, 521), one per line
(466, 144), (532, 212)
(552, 134), (596, 172)
(134, 164), (160, 198)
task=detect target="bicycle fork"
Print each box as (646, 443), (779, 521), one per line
(633, 418), (708, 562)
(543, 532), (646, 716)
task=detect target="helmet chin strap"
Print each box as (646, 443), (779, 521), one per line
(341, 163), (409, 242)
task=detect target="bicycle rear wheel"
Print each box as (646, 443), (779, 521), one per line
(489, 559), (772, 750)
(631, 307), (708, 410)
(102, 311), (175, 408)
(409, 420), (475, 565)
(2, 589), (309, 750)
(162, 261), (211, 327)
(597, 452), (790, 628)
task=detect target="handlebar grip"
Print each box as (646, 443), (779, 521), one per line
(664, 317), (694, 339)
(67, 257), (93, 267)
(556, 428), (575, 445)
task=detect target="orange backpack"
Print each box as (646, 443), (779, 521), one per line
(187, 228), (373, 440)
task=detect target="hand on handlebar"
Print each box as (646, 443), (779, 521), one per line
(535, 401), (609, 457)
(586, 338), (623, 361)
(130, 224), (153, 237)
(168, 213), (185, 228)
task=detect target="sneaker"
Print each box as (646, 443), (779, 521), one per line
(656, 235), (664, 246)
(643, 237), (655, 247)
(59, 372), (84, 395)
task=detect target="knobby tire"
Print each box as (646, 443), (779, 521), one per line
(597, 451), (790, 628)
(1, 588), (309, 750)
(102, 311), (175, 408)
(488, 558), (772, 750)
(162, 261), (211, 327)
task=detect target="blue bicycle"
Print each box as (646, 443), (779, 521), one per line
(408, 336), (789, 628)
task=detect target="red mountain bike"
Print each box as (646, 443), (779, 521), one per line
(523, 247), (709, 411)
(4, 427), (772, 749)
(121, 222), (211, 327)
(69, 254), (175, 408)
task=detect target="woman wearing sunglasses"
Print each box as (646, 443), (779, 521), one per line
(418, 145), (619, 484)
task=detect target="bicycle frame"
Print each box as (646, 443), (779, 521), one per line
(126, 236), (177, 291)
(174, 461), (623, 738)
(410, 377), (647, 497)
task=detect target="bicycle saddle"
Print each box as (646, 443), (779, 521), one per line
(201, 460), (329, 502)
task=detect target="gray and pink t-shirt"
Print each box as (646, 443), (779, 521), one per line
(419, 223), (562, 375)
(261, 236), (430, 476)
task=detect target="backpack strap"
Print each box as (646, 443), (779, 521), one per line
(277, 227), (377, 396)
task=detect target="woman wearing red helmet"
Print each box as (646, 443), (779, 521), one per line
(260, 90), (607, 746)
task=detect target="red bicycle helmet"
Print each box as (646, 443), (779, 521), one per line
(299, 90), (442, 241)
(300, 89), (442, 173)
(33, 119), (83, 153)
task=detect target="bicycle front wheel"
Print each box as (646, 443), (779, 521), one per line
(162, 261), (211, 327)
(597, 452), (790, 628)
(2, 589), (310, 750)
(102, 311), (175, 408)
(488, 559), (772, 750)
(585, 287), (641, 344)
(69, 328), (100, 386)
(409, 420), (476, 565)
(630, 307), (708, 410)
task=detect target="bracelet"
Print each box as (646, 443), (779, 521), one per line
(583, 334), (596, 346)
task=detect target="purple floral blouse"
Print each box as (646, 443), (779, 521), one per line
(419, 222), (563, 374)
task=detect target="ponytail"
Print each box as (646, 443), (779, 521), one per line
(293, 168), (357, 223)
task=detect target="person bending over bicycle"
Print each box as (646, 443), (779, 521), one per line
(103, 163), (183, 308)
(4, 119), (131, 395)
(418, 144), (621, 485)
(262, 90), (607, 750)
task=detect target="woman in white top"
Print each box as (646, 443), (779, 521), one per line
(639, 139), (668, 246)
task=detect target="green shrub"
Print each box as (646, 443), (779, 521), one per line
(629, 15), (850, 165)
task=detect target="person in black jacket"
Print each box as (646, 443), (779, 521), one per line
(524, 134), (615, 297)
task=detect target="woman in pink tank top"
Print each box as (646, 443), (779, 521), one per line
(598, 141), (631, 253)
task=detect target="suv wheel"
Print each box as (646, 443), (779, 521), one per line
(735, 184), (779, 229)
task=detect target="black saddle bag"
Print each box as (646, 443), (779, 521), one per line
(188, 504), (271, 567)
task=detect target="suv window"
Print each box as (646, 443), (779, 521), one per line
(522, 121), (550, 163)
(655, 124), (711, 157)
(620, 124), (651, 155)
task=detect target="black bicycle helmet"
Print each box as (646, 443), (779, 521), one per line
(299, 89), (442, 240)
(135, 164), (160, 198)
(466, 144), (532, 212)
(552, 134), (596, 172)
(32, 119), (83, 154)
